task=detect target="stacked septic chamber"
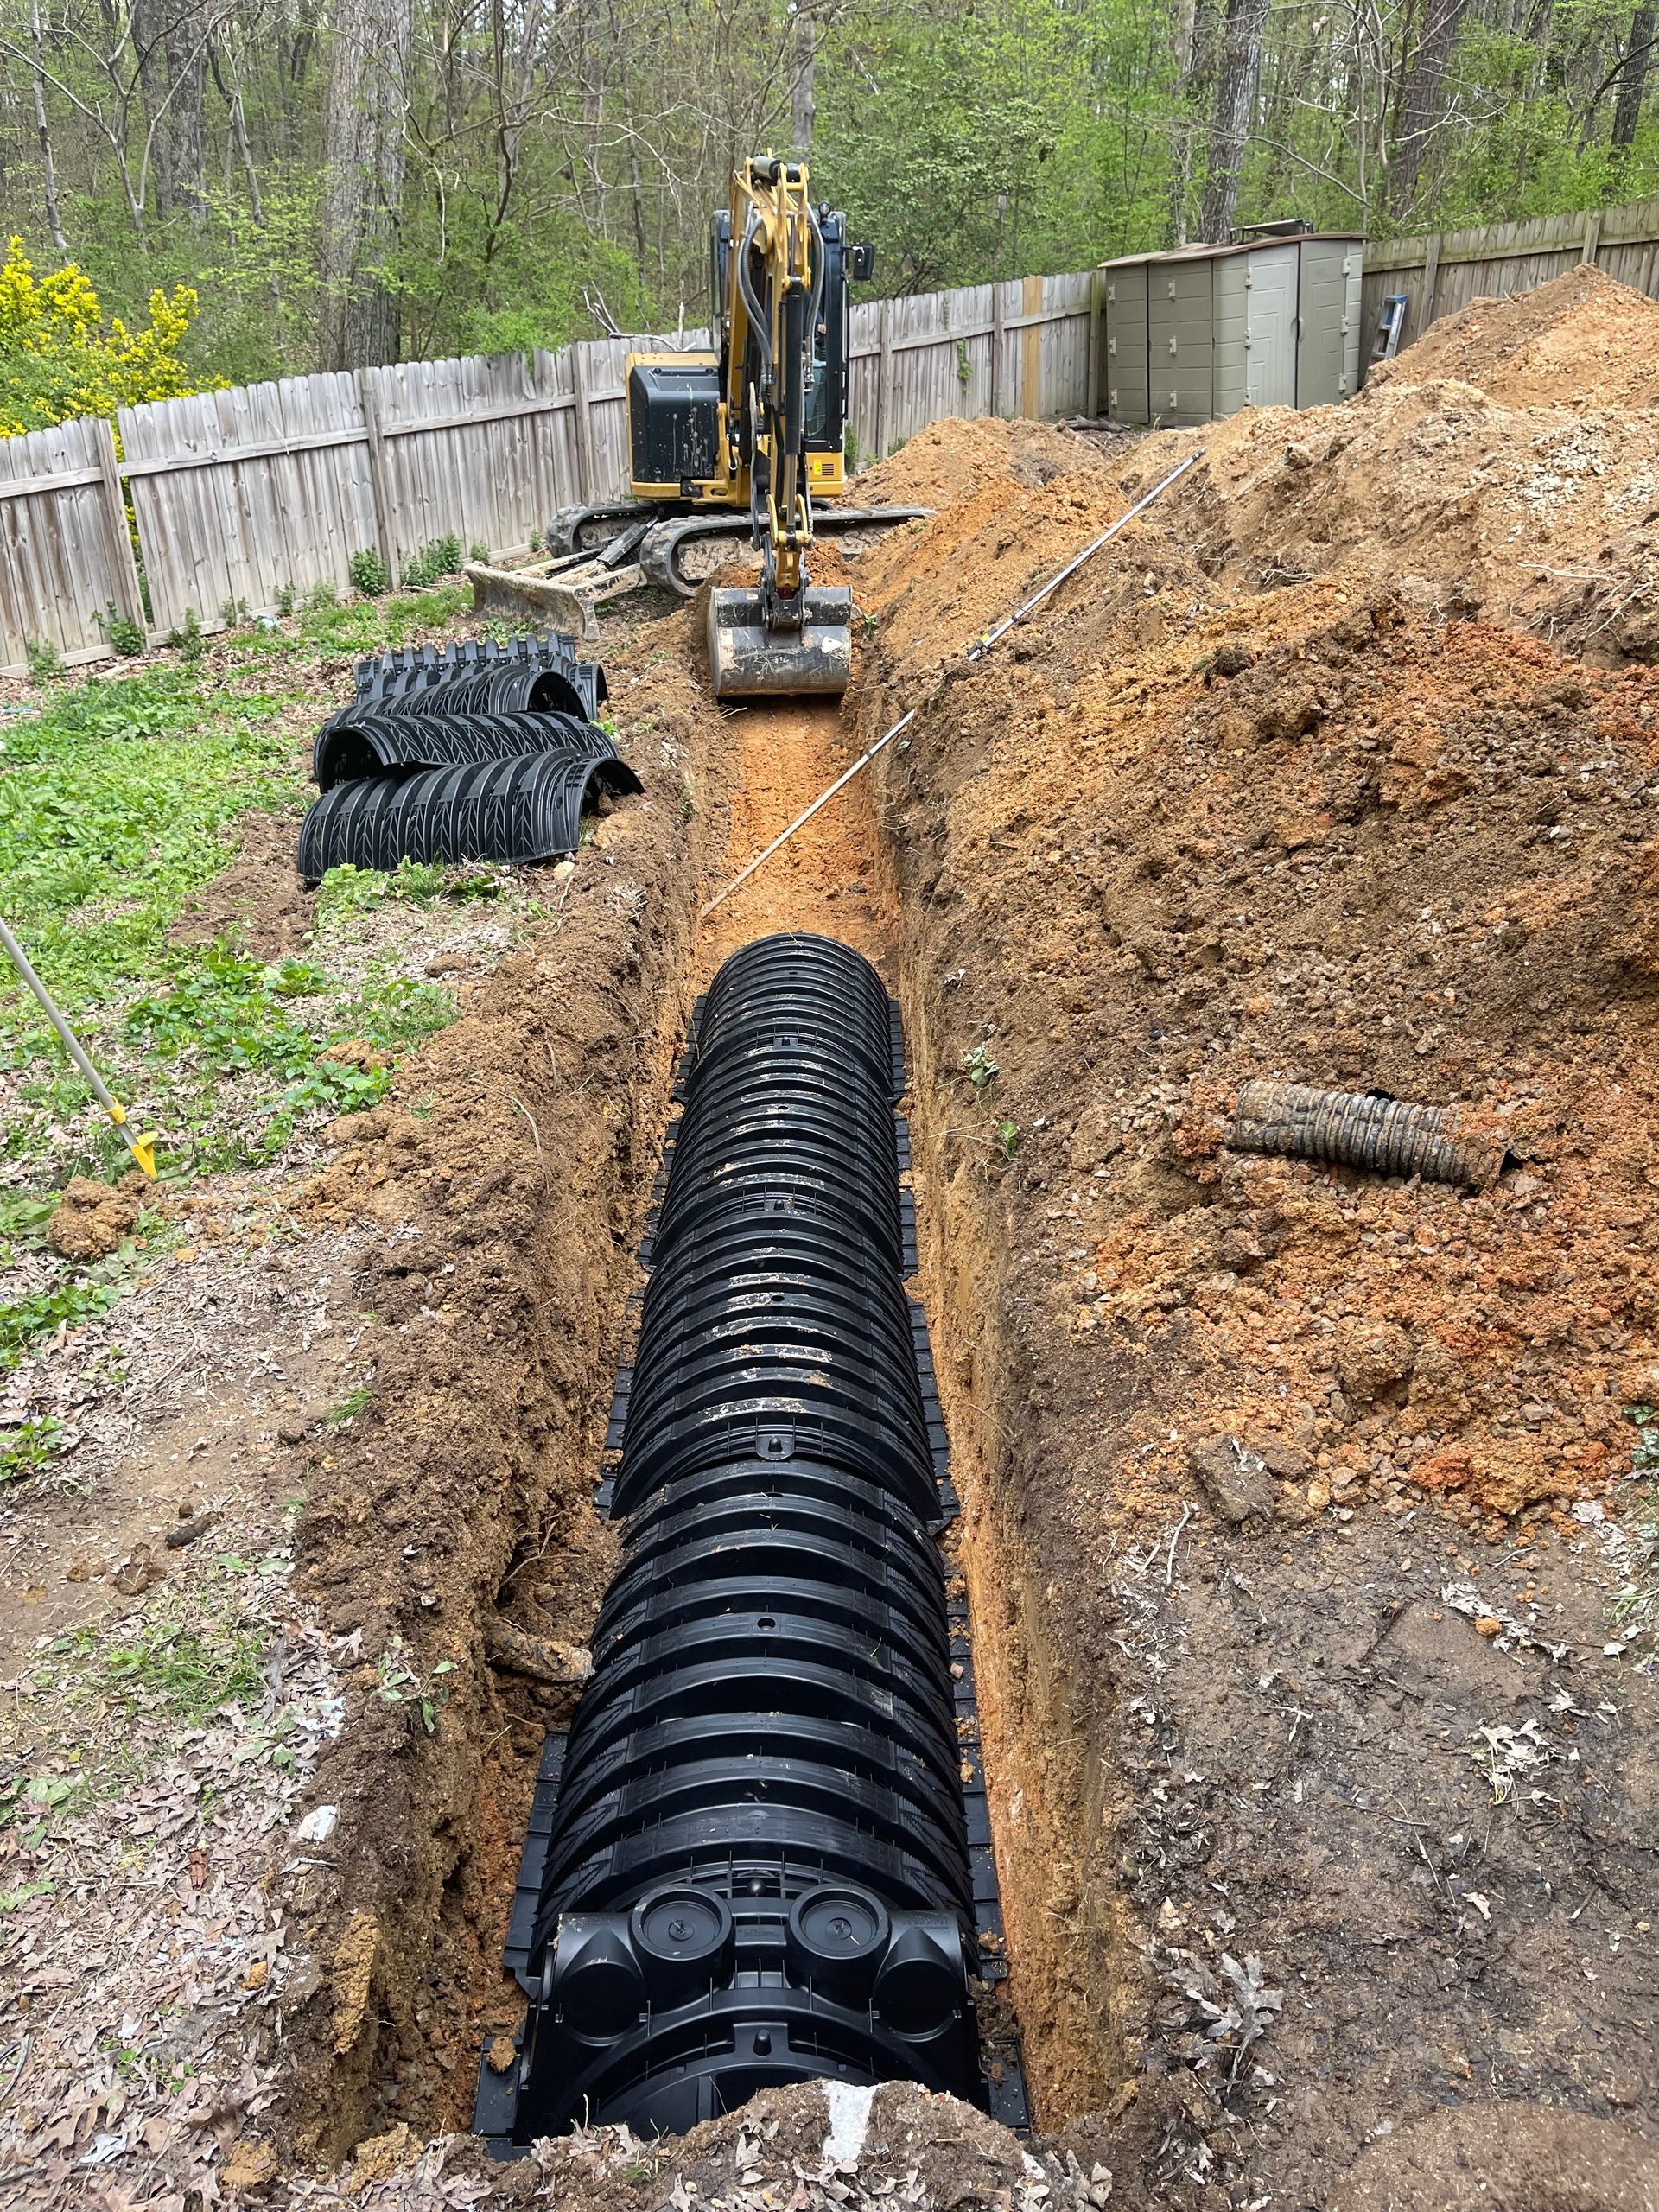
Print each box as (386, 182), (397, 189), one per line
(297, 632), (639, 883)
(486, 934), (989, 2141)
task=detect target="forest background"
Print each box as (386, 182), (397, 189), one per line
(0, 0), (1655, 395)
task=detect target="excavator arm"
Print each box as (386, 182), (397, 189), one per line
(707, 158), (856, 697)
(532, 158), (925, 692)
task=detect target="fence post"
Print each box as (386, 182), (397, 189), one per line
(874, 300), (894, 462)
(1581, 210), (1603, 265)
(92, 416), (148, 639)
(1020, 273), (1044, 418)
(1418, 232), (1442, 338)
(358, 373), (401, 588)
(990, 284), (1004, 420)
(569, 340), (600, 502)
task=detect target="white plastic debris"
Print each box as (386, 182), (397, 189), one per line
(295, 1803), (339, 1844)
(821, 2080), (879, 2169)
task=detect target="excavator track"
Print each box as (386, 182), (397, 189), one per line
(639, 506), (932, 597)
(546, 503), (933, 595)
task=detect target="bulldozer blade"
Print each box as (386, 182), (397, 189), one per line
(467, 559), (642, 641)
(707, 585), (854, 699)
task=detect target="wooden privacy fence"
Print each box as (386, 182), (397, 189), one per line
(0, 269), (1098, 678)
(1361, 194), (1659, 359)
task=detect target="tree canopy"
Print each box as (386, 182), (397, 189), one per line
(0, 0), (1656, 386)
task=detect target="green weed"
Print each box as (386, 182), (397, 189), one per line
(0, 1879), (55, 1912)
(165, 609), (204, 660)
(314, 858), (503, 918)
(0, 1278), (118, 1369)
(118, 948), (454, 1167)
(0, 1772), (88, 1859)
(349, 548), (389, 598)
(375, 1636), (457, 1734)
(0, 1192), (56, 1261)
(962, 1042), (1000, 1091)
(104, 606), (145, 656)
(0, 1414), (65, 1481)
(298, 582), (469, 660)
(402, 535), (463, 589)
(325, 1383), (369, 1427)
(25, 639), (64, 682)
(92, 1617), (264, 1719)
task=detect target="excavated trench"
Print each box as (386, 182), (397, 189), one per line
(278, 632), (1111, 2166)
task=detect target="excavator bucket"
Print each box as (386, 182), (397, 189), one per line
(707, 583), (853, 699)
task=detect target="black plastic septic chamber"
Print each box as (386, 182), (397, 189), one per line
(478, 935), (1018, 2146)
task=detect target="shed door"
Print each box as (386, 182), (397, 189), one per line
(1148, 262), (1213, 426)
(1103, 265), (1149, 426)
(1243, 243), (1299, 407)
(1297, 241), (1360, 407)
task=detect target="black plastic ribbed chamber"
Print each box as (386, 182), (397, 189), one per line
(296, 632), (633, 882)
(479, 933), (1010, 2145)
(353, 632), (607, 721)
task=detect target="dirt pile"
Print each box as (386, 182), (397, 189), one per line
(859, 412), (1106, 512)
(842, 412), (1659, 2202)
(1063, 270), (1659, 664)
(1372, 262), (1659, 410)
(855, 427), (1659, 1522)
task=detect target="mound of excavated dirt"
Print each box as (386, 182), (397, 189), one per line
(846, 410), (1659, 2207)
(1080, 273), (1659, 666)
(857, 422), (1659, 1522)
(1372, 262), (1659, 410)
(1109, 376), (1659, 660)
(858, 412), (1108, 511)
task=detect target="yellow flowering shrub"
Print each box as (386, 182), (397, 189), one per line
(0, 238), (219, 436)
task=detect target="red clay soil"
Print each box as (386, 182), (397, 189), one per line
(838, 410), (1659, 2207)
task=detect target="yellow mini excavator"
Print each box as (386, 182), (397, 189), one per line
(545, 158), (927, 698)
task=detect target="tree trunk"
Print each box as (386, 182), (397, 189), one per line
(164, 3), (207, 226)
(1389, 0), (1472, 213)
(791, 6), (817, 158)
(207, 38), (264, 224)
(317, 0), (413, 369)
(29, 0), (67, 251)
(1168, 0), (1217, 245)
(130, 0), (175, 218)
(1613, 5), (1656, 144)
(1198, 0), (1268, 241)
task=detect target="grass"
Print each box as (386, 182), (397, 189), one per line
(51, 1611), (267, 1721)
(0, 595), (480, 1192)
(0, 663), (298, 1047)
(324, 1382), (369, 1427)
